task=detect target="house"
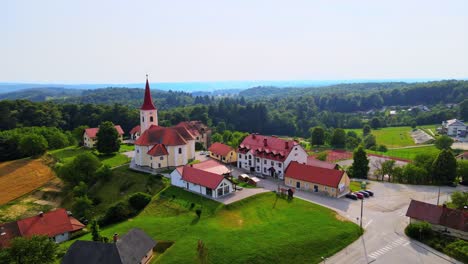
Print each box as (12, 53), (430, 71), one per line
(131, 76), (200, 170)
(440, 119), (466, 137)
(237, 134), (308, 179)
(306, 156), (339, 170)
(83, 125), (124, 148)
(406, 200), (468, 239)
(284, 161), (350, 198)
(175, 121), (212, 149)
(208, 142), (237, 164)
(170, 160), (233, 198)
(61, 228), (156, 264)
(456, 152), (468, 160)
(0, 208), (85, 248)
(389, 110), (396, 115)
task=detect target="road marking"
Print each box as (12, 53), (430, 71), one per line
(364, 219), (373, 228)
(367, 237), (410, 260)
(403, 242), (410, 246)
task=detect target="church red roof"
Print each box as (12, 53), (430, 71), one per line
(209, 142), (234, 156)
(238, 134), (298, 161)
(135, 125), (189, 146)
(84, 125), (124, 139)
(16, 208), (85, 238)
(141, 77), (156, 110)
(175, 121), (210, 137)
(181, 165), (225, 189)
(171, 126), (195, 141)
(147, 144), (169, 156)
(285, 161), (345, 188)
(130, 125), (141, 135)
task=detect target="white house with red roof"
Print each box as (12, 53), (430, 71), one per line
(170, 160), (233, 198)
(208, 142), (237, 164)
(0, 208), (85, 248)
(132, 76), (196, 169)
(83, 125), (124, 148)
(237, 134), (307, 179)
(284, 161), (350, 198)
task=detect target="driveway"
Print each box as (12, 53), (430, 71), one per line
(216, 188), (269, 205)
(233, 166), (466, 264)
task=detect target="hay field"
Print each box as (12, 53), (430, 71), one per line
(0, 158), (55, 205)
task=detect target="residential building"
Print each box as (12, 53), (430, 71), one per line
(306, 156), (339, 170)
(237, 134), (307, 179)
(208, 142), (237, 164)
(83, 125), (124, 148)
(131, 77), (198, 169)
(176, 121), (212, 149)
(61, 228), (156, 264)
(0, 209), (85, 248)
(406, 200), (467, 239)
(440, 119), (466, 137)
(456, 152), (468, 160)
(170, 160), (233, 198)
(284, 161), (350, 198)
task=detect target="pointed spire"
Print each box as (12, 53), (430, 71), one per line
(141, 74), (156, 110)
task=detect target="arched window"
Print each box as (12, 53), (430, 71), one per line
(150, 116), (154, 122)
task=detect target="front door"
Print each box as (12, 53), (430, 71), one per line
(296, 181), (300, 189)
(314, 185), (318, 192)
(206, 188), (212, 197)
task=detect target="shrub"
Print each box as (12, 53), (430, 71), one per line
(377, 145), (388, 152)
(405, 221), (433, 240)
(100, 201), (134, 226)
(196, 209), (202, 218)
(96, 165), (113, 182)
(190, 203), (195, 210)
(316, 152), (328, 161)
(128, 192), (152, 211)
(444, 240), (468, 263)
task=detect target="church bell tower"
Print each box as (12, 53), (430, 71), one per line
(140, 75), (158, 133)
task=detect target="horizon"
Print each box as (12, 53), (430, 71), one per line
(2, 0), (468, 83)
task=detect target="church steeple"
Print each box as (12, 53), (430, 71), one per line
(140, 74), (158, 133)
(141, 74), (156, 110)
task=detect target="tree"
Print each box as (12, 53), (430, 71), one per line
(96, 165), (113, 182)
(331, 128), (346, 148)
(58, 152), (101, 186)
(457, 160), (468, 181)
(434, 135), (454, 150)
(72, 125), (88, 146)
(370, 117), (381, 129)
(374, 159), (396, 181)
(90, 220), (101, 242)
(310, 127), (325, 146)
(211, 133), (223, 143)
(9, 235), (57, 264)
(450, 191), (468, 209)
(432, 149), (457, 184)
(96, 121), (120, 154)
(72, 195), (93, 219)
(128, 192), (152, 211)
(414, 153), (437, 176)
(363, 134), (376, 149)
(352, 147), (369, 179)
(72, 181), (88, 197)
(346, 136), (360, 150)
(459, 99), (468, 121)
(18, 134), (48, 157)
(363, 125), (371, 136)
(316, 152), (327, 161)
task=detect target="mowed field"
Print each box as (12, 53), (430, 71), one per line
(0, 158), (55, 205)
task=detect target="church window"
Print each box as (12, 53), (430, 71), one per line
(160, 156), (164, 160)
(178, 148), (182, 154)
(150, 116), (154, 122)
(142, 117), (144, 122)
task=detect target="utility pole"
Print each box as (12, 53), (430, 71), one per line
(437, 185), (441, 206)
(360, 198), (363, 229)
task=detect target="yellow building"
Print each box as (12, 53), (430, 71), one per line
(208, 142), (237, 164)
(284, 161), (350, 198)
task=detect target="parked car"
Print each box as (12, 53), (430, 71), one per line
(358, 191), (369, 198)
(353, 192), (364, 199)
(345, 193), (358, 200)
(363, 190), (374, 196)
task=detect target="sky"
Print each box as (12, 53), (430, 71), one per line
(1, 0), (468, 83)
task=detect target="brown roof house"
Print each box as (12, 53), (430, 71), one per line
(208, 142), (237, 164)
(406, 200), (468, 239)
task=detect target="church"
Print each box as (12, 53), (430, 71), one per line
(132, 76), (196, 169)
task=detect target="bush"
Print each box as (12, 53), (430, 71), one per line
(128, 192), (152, 211)
(405, 221), (433, 240)
(196, 209), (202, 218)
(444, 240), (468, 263)
(96, 165), (113, 182)
(377, 145), (388, 152)
(100, 201), (134, 226)
(316, 152), (327, 161)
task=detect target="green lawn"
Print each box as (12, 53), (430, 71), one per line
(62, 187), (360, 264)
(368, 145), (440, 161)
(49, 146), (130, 167)
(119, 144), (135, 153)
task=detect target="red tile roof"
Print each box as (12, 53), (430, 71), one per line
(141, 77), (156, 110)
(238, 134), (298, 161)
(147, 144), (169, 156)
(171, 126), (196, 141)
(130, 125), (140, 135)
(175, 121), (210, 137)
(85, 125), (124, 139)
(16, 208), (85, 238)
(406, 200), (468, 232)
(209, 142), (234, 156)
(135, 125), (189, 146)
(285, 161), (345, 188)
(181, 165), (225, 189)
(306, 156), (338, 170)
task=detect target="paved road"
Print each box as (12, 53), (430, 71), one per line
(232, 167), (466, 264)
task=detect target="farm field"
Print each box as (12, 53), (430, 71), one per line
(62, 187), (360, 264)
(0, 158), (56, 205)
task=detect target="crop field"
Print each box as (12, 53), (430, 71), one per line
(0, 158), (56, 205)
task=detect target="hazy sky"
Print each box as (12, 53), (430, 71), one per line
(2, 0), (468, 83)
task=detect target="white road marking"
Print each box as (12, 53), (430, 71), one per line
(403, 242), (410, 246)
(364, 219), (373, 228)
(368, 237), (410, 260)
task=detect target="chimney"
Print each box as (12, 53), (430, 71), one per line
(39, 211), (44, 217)
(285, 141), (289, 149)
(263, 138), (267, 146)
(113, 233), (119, 243)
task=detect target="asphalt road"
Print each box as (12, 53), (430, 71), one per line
(232, 168), (466, 264)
